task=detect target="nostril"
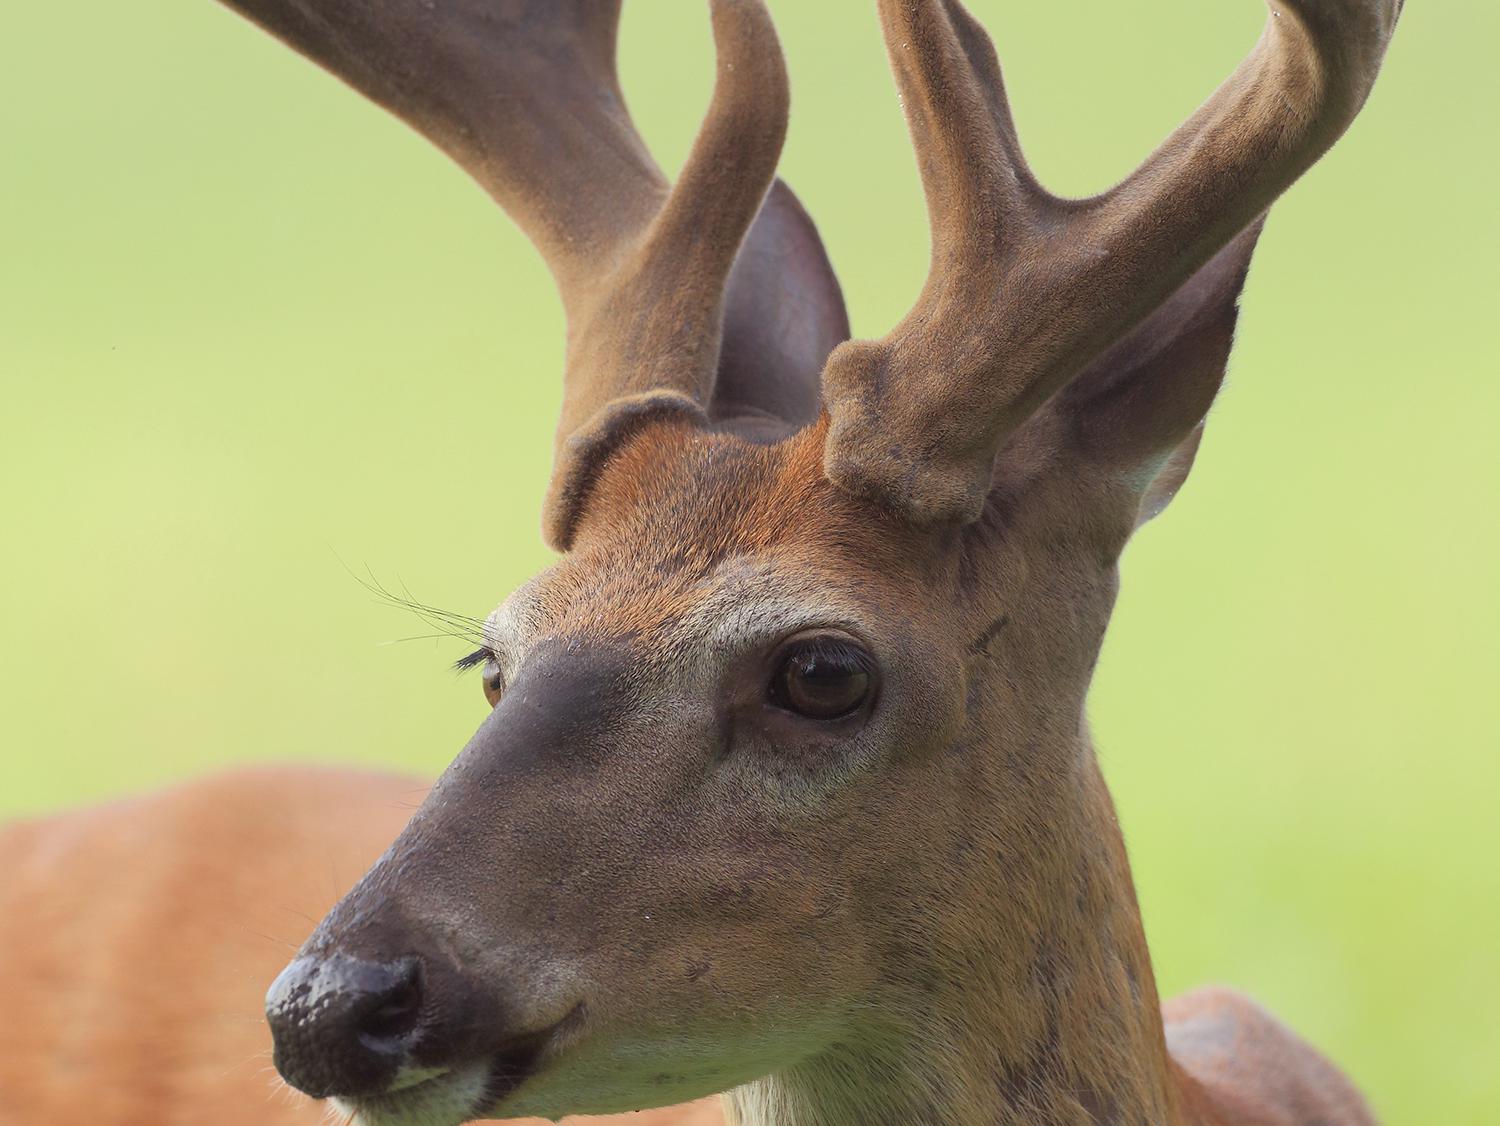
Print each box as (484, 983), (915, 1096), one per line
(266, 954), (427, 1098)
(356, 961), (423, 1047)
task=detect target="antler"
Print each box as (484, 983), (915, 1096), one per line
(822, 0), (1403, 524)
(215, 0), (799, 548)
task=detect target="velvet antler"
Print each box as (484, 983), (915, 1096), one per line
(821, 0), (1403, 525)
(214, 0), (840, 549)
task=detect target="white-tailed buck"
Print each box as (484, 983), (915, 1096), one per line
(4, 0), (1404, 1123)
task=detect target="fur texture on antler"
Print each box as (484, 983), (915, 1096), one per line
(821, 0), (1403, 526)
(216, 0), (848, 549)
(216, 0), (1400, 539)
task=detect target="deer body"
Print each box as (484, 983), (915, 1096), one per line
(0, 769), (415, 1126)
(9, 0), (1403, 1123)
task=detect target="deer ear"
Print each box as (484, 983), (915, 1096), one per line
(1058, 220), (1265, 528)
(712, 180), (850, 433)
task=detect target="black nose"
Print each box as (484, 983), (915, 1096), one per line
(265, 954), (424, 1098)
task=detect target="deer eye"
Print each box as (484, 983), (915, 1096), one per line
(769, 635), (874, 721)
(456, 648), (505, 708)
(482, 661), (505, 709)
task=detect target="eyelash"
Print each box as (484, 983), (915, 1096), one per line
(454, 648), (492, 673)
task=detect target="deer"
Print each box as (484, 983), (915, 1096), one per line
(1, 0), (1402, 1123)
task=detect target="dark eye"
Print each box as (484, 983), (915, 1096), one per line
(482, 661), (505, 709)
(769, 635), (875, 720)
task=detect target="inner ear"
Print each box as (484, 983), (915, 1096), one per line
(1055, 221), (1265, 524)
(710, 180), (850, 437)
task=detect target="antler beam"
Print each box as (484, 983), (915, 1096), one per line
(821, 0), (1403, 524)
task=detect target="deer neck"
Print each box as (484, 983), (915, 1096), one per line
(725, 748), (1184, 1126)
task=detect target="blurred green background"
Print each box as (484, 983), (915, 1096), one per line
(1, 1), (1494, 1120)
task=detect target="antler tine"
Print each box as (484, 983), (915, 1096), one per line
(548, 0), (790, 547)
(822, 0), (1402, 525)
(215, 0), (789, 549)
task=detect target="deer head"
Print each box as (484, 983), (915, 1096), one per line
(242, 2), (1401, 1123)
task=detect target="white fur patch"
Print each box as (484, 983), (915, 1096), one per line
(333, 1059), (489, 1126)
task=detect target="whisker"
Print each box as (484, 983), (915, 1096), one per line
(377, 633), (476, 646)
(277, 904), (320, 929)
(236, 924), (300, 953)
(332, 555), (489, 660)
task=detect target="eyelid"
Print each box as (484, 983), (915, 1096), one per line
(784, 633), (873, 665)
(774, 626), (876, 663)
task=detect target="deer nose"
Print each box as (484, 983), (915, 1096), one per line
(265, 954), (424, 1098)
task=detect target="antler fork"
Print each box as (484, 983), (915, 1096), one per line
(822, 0), (1403, 524)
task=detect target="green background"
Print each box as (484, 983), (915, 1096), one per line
(2, 1), (1495, 1120)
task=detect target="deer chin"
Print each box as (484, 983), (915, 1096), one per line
(332, 1062), (488, 1126)
(334, 1025), (557, 1126)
